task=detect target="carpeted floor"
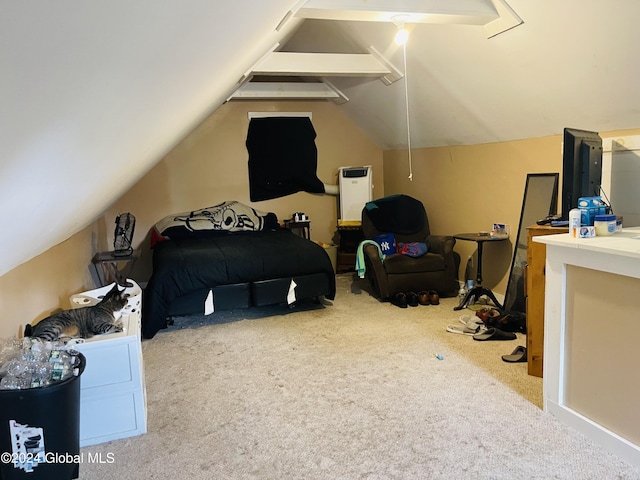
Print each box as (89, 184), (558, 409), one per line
(79, 274), (640, 479)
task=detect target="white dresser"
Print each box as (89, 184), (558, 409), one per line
(69, 280), (147, 447)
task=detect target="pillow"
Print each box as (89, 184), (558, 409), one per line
(151, 201), (278, 247)
(396, 242), (427, 258)
(373, 233), (396, 255)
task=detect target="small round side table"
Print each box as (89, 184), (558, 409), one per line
(453, 232), (508, 311)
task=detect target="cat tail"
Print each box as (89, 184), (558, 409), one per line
(24, 324), (33, 337)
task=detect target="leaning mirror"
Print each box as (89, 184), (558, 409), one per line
(503, 173), (559, 313)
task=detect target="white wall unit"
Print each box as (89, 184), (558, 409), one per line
(70, 280), (147, 447)
(339, 166), (372, 221)
(535, 229), (640, 469)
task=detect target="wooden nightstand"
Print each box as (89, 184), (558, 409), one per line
(334, 223), (364, 273)
(284, 219), (311, 240)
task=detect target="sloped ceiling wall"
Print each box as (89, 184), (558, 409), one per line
(0, 0), (301, 277)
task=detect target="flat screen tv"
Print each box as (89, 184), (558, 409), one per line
(561, 127), (603, 219)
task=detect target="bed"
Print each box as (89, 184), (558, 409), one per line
(141, 202), (336, 339)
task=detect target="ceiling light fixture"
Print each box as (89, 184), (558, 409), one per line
(393, 18), (410, 46)
(393, 15), (413, 181)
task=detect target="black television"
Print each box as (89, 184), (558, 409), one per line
(561, 127), (603, 219)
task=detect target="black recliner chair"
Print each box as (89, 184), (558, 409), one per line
(360, 194), (459, 300)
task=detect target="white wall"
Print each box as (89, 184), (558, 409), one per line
(602, 135), (640, 227)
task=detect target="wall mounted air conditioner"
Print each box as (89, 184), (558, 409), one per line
(338, 166), (372, 221)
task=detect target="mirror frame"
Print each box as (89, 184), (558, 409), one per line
(503, 173), (559, 313)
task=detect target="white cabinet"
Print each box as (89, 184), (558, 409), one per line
(536, 229), (640, 469)
(69, 280), (147, 447)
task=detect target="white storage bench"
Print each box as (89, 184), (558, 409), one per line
(69, 280), (147, 447)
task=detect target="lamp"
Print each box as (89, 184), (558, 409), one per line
(393, 16), (413, 181)
(393, 18), (409, 46)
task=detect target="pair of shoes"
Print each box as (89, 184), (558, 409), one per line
(392, 291), (420, 307)
(391, 292), (408, 308)
(417, 290), (440, 305)
(472, 327), (517, 341)
(502, 345), (527, 362)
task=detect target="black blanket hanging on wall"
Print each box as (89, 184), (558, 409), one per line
(246, 116), (325, 201)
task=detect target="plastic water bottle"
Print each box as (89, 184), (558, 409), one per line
(458, 284), (467, 302)
(569, 208), (581, 237)
(0, 338), (80, 389)
(466, 279), (475, 305)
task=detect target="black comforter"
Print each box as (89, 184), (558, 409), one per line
(142, 228), (336, 338)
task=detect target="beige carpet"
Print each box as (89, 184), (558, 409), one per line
(80, 274), (640, 479)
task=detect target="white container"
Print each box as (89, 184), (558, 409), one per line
(594, 214), (616, 236)
(569, 208), (581, 237)
(577, 226), (596, 238)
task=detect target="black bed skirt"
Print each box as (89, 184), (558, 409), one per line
(165, 272), (331, 318)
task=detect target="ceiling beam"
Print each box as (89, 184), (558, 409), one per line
(296, 0), (523, 37)
(251, 51), (396, 78)
(367, 46), (403, 85)
(484, 0), (523, 38)
(228, 81), (349, 104)
(228, 41), (402, 104)
(231, 1), (521, 103)
(296, 0), (499, 25)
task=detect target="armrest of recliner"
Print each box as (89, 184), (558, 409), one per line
(426, 234), (459, 296)
(426, 234), (455, 256)
(362, 243), (391, 298)
(363, 243), (386, 272)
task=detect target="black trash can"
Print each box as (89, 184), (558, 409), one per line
(0, 353), (85, 480)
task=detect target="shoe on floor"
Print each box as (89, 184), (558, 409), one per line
(459, 315), (483, 326)
(417, 291), (430, 305)
(476, 307), (500, 323)
(406, 291), (419, 307)
(391, 292), (408, 308)
(428, 290), (440, 305)
(446, 323), (483, 335)
(501, 345), (527, 362)
(472, 327), (517, 341)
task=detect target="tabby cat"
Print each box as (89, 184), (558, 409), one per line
(24, 283), (128, 341)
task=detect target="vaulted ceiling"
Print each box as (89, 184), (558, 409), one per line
(2, 0), (640, 276)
